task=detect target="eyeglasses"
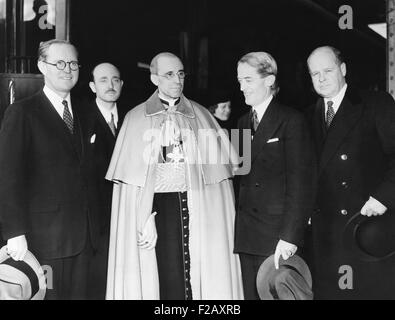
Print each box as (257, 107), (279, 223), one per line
(43, 60), (81, 71)
(156, 71), (186, 80)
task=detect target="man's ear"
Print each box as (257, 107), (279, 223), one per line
(37, 61), (46, 76)
(150, 74), (159, 86)
(89, 81), (97, 93)
(264, 75), (276, 88)
(340, 62), (347, 77)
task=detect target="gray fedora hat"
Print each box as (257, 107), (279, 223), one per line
(256, 254), (313, 300)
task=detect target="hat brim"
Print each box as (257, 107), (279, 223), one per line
(343, 210), (395, 262)
(256, 254), (312, 300)
(0, 246), (46, 300)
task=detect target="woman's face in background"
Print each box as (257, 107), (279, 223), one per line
(214, 101), (231, 121)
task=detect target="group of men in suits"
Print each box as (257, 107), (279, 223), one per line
(0, 37), (395, 300)
(0, 39), (126, 299)
(235, 47), (395, 300)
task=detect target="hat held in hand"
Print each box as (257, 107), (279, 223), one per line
(0, 246), (46, 300)
(343, 210), (395, 262)
(256, 254), (313, 300)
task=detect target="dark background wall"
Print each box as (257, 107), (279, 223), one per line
(69, 0), (386, 121)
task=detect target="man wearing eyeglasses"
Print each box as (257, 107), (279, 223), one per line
(105, 52), (243, 300)
(0, 39), (98, 299)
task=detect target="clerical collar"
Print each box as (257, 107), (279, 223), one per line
(158, 93), (180, 107)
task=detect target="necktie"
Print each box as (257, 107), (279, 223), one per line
(251, 109), (259, 133)
(326, 100), (335, 128)
(108, 113), (116, 136)
(62, 100), (73, 133)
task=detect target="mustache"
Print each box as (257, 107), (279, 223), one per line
(106, 89), (117, 94)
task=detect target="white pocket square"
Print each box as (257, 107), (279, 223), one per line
(267, 138), (279, 143)
(90, 134), (96, 144)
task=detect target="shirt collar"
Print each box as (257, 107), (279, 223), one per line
(44, 85), (71, 104)
(43, 85), (72, 117)
(95, 98), (118, 126)
(252, 95), (273, 122)
(324, 83), (348, 114)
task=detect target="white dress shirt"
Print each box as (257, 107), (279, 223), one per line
(252, 95), (274, 123)
(43, 85), (73, 118)
(324, 83), (348, 117)
(96, 99), (119, 129)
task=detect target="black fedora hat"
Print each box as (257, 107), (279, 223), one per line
(0, 246), (46, 300)
(256, 254), (313, 300)
(343, 210), (395, 262)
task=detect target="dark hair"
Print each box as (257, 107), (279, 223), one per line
(208, 103), (218, 114)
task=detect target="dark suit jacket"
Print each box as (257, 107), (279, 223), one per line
(235, 99), (315, 256)
(308, 87), (395, 299)
(0, 90), (98, 260)
(79, 101), (128, 233)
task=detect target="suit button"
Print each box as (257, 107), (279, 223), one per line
(341, 181), (348, 188)
(255, 183), (260, 187)
(340, 209), (348, 216)
(253, 208), (258, 213)
(315, 208), (321, 214)
(340, 154), (348, 161)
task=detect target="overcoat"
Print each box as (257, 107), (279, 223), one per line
(308, 87), (395, 299)
(105, 92), (243, 300)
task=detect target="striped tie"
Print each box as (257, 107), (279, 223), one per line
(62, 100), (73, 133)
(326, 100), (335, 128)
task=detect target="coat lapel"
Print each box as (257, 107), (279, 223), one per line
(318, 89), (363, 175)
(37, 91), (83, 162)
(251, 99), (282, 164)
(312, 98), (326, 154)
(72, 109), (84, 162)
(94, 103), (117, 144)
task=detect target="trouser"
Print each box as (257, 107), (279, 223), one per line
(87, 227), (109, 300)
(239, 253), (269, 300)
